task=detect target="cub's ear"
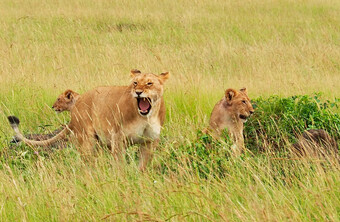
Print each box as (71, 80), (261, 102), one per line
(159, 72), (170, 82)
(130, 69), (141, 77)
(240, 87), (247, 95)
(225, 88), (238, 104)
(64, 89), (75, 100)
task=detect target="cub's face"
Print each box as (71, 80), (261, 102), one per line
(52, 89), (79, 113)
(225, 88), (254, 123)
(130, 69), (169, 116)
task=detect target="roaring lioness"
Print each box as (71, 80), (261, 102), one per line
(52, 89), (80, 113)
(8, 69), (169, 171)
(207, 88), (254, 155)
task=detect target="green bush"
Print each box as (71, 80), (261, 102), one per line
(244, 94), (340, 152)
(158, 130), (232, 178)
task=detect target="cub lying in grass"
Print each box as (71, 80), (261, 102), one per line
(206, 88), (254, 155)
(292, 129), (338, 159)
(10, 89), (80, 145)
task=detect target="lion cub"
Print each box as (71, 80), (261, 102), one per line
(52, 89), (80, 113)
(207, 88), (254, 155)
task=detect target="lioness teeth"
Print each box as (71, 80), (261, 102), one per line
(143, 98), (145, 101)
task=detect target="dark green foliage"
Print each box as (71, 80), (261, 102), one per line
(185, 131), (233, 178)
(244, 94), (340, 152)
(159, 130), (233, 178)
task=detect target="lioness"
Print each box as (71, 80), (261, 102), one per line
(52, 89), (80, 113)
(8, 69), (169, 171)
(207, 88), (254, 155)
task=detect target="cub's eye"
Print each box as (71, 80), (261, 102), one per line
(242, 100), (247, 104)
(133, 82), (137, 86)
(57, 98), (61, 101)
(147, 82), (153, 86)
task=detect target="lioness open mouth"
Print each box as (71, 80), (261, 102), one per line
(137, 97), (152, 115)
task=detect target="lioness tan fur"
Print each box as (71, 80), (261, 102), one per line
(207, 88), (254, 155)
(8, 69), (169, 171)
(52, 89), (80, 113)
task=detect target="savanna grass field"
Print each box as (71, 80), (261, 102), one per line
(0, 0), (340, 221)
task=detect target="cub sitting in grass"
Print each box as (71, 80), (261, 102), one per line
(206, 88), (254, 155)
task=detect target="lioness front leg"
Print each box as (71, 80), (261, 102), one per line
(75, 132), (96, 160)
(138, 140), (158, 171)
(109, 132), (126, 162)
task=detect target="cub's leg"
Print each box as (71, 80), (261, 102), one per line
(138, 139), (159, 171)
(230, 131), (245, 156)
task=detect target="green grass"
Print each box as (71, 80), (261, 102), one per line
(0, 0), (340, 221)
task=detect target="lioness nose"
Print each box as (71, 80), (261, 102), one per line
(136, 91), (142, 96)
(250, 110), (254, 114)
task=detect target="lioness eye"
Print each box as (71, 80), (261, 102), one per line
(133, 82), (137, 86)
(242, 100), (247, 104)
(147, 82), (153, 86)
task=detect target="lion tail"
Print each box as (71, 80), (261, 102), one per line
(7, 116), (70, 147)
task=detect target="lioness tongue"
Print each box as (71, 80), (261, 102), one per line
(139, 99), (150, 111)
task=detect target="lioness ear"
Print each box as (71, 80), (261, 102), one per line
(159, 72), (170, 82)
(225, 88), (237, 104)
(64, 89), (74, 100)
(240, 87), (247, 95)
(130, 69), (141, 77)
